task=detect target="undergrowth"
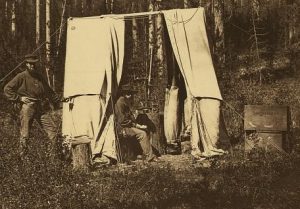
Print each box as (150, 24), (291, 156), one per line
(1, 105), (300, 209)
(1, 66), (300, 208)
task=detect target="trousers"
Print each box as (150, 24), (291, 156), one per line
(19, 102), (58, 154)
(123, 127), (155, 161)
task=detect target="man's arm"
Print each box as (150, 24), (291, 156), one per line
(114, 98), (129, 126)
(42, 78), (60, 109)
(114, 98), (147, 129)
(4, 74), (22, 101)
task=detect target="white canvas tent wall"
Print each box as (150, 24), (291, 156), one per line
(62, 7), (225, 161)
(62, 17), (125, 160)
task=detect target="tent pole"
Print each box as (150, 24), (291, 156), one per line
(99, 10), (162, 19)
(147, 47), (153, 98)
(110, 94), (123, 163)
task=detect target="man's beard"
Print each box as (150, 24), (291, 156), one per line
(27, 69), (38, 76)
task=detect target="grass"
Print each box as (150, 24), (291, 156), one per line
(1, 105), (300, 209)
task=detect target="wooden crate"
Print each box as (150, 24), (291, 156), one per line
(244, 105), (290, 152)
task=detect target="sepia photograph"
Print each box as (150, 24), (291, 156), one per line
(0, 0), (299, 208)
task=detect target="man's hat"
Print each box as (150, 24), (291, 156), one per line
(24, 54), (39, 63)
(120, 84), (138, 95)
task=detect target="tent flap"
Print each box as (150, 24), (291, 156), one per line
(163, 8), (222, 100)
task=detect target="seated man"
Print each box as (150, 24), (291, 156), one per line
(114, 85), (157, 162)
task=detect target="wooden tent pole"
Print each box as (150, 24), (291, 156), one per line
(110, 94), (123, 163)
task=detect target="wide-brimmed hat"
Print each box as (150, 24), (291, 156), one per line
(120, 84), (138, 95)
(24, 54), (39, 63)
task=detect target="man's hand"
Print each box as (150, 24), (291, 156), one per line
(20, 96), (36, 104)
(136, 124), (147, 130)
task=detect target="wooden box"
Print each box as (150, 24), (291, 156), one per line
(244, 105), (289, 151)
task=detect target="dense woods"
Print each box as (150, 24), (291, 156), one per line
(0, 0), (299, 142)
(0, 0), (299, 137)
(0, 0), (299, 88)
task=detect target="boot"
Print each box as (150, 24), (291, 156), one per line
(19, 139), (28, 160)
(46, 141), (56, 163)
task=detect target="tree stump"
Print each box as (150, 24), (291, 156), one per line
(72, 137), (91, 171)
(147, 112), (166, 155)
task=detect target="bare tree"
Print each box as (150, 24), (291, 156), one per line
(105, 0), (109, 13)
(148, 0), (155, 99)
(111, 0), (114, 13)
(36, 0), (40, 46)
(56, 0), (67, 57)
(11, 0), (16, 38)
(212, 0), (225, 68)
(131, 1), (138, 58)
(184, 0), (188, 8)
(46, 0), (52, 88)
(148, 0), (154, 58)
(154, 0), (165, 78)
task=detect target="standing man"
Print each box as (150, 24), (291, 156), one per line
(4, 54), (60, 159)
(114, 85), (158, 162)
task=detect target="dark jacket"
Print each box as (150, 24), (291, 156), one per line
(4, 70), (59, 107)
(114, 96), (135, 130)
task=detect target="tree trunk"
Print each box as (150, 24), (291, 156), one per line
(72, 142), (91, 171)
(148, 0), (154, 63)
(70, 0), (75, 16)
(105, 0), (109, 13)
(288, 4), (297, 46)
(86, 0), (92, 15)
(148, 0), (166, 154)
(184, 0), (188, 8)
(154, 1), (165, 78)
(0, 0), (6, 35)
(81, 0), (86, 15)
(24, 0), (35, 52)
(46, 0), (52, 88)
(75, 0), (81, 16)
(5, 0), (8, 19)
(110, 0), (114, 14)
(131, 2), (138, 58)
(250, 1), (262, 84)
(148, 0), (154, 100)
(11, 0), (16, 38)
(36, 0), (40, 46)
(213, 0), (225, 69)
(56, 0), (67, 56)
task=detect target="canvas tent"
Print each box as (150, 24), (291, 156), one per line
(62, 7), (225, 162)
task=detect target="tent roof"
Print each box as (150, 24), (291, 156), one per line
(68, 7), (202, 20)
